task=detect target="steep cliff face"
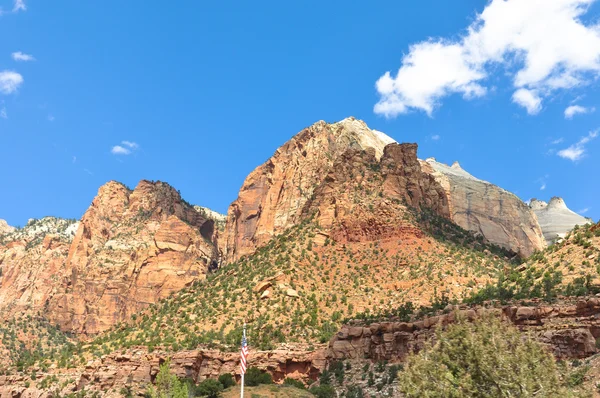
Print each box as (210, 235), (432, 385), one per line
(44, 180), (218, 334)
(0, 217), (78, 318)
(303, 144), (450, 242)
(3, 180), (216, 336)
(530, 197), (592, 245)
(421, 158), (546, 257)
(223, 117), (395, 263)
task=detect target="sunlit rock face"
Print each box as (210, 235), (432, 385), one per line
(420, 158), (546, 257)
(530, 197), (592, 245)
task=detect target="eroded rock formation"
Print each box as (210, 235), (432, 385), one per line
(330, 298), (600, 362)
(530, 197), (592, 245)
(45, 180), (218, 334)
(223, 117), (395, 263)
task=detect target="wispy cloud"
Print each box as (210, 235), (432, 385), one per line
(564, 104), (595, 119)
(0, 107), (6, 119)
(557, 130), (598, 161)
(550, 138), (564, 145)
(0, 71), (23, 94)
(47, 114), (55, 122)
(121, 140), (139, 150)
(111, 140), (139, 155)
(12, 0), (26, 12)
(83, 168), (93, 175)
(431, 134), (440, 141)
(578, 207), (590, 214)
(11, 51), (35, 62)
(374, 0), (600, 117)
(535, 174), (549, 191)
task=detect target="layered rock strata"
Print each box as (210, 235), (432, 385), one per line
(421, 158), (546, 256)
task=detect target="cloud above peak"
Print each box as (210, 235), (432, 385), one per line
(374, 0), (600, 117)
(111, 141), (139, 155)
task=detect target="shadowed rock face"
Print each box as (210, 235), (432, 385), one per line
(530, 197), (592, 245)
(421, 158), (546, 257)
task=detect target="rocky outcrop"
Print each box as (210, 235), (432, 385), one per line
(0, 217), (78, 318)
(43, 180), (218, 335)
(0, 220), (14, 235)
(421, 158), (546, 257)
(223, 117), (396, 263)
(303, 144), (449, 243)
(330, 298), (600, 362)
(530, 197), (592, 245)
(0, 346), (326, 397)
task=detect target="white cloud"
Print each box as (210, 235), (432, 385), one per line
(564, 104), (595, 119)
(431, 134), (440, 141)
(540, 183), (546, 190)
(111, 145), (131, 155)
(11, 51), (35, 62)
(579, 207), (590, 214)
(47, 114), (55, 122)
(0, 107), (6, 119)
(374, 0), (600, 117)
(121, 140), (139, 149)
(0, 71), (23, 94)
(111, 141), (139, 155)
(512, 88), (542, 115)
(551, 138), (564, 145)
(13, 0), (26, 12)
(557, 130), (598, 161)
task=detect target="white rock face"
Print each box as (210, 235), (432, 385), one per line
(530, 197), (592, 245)
(332, 117), (397, 160)
(0, 219), (15, 235)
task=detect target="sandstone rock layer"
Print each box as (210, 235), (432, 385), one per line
(422, 158), (546, 256)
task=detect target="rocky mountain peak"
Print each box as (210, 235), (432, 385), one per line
(529, 196), (591, 245)
(223, 118), (399, 262)
(547, 196), (568, 210)
(0, 219), (15, 235)
(529, 198), (548, 210)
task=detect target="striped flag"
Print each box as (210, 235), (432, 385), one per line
(240, 335), (249, 374)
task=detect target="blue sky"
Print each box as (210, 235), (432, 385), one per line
(1, 0), (599, 227)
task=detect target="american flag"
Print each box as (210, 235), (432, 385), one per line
(240, 335), (249, 374)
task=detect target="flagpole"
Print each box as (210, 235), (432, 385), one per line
(240, 323), (246, 398)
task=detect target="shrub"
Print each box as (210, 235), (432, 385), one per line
(217, 373), (235, 389)
(309, 384), (336, 398)
(195, 378), (223, 398)
(146, 360), (189, 398)
(244, 367), (273, 387)
(283, 377), (306, 389)
(398, 315), (583, 397)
